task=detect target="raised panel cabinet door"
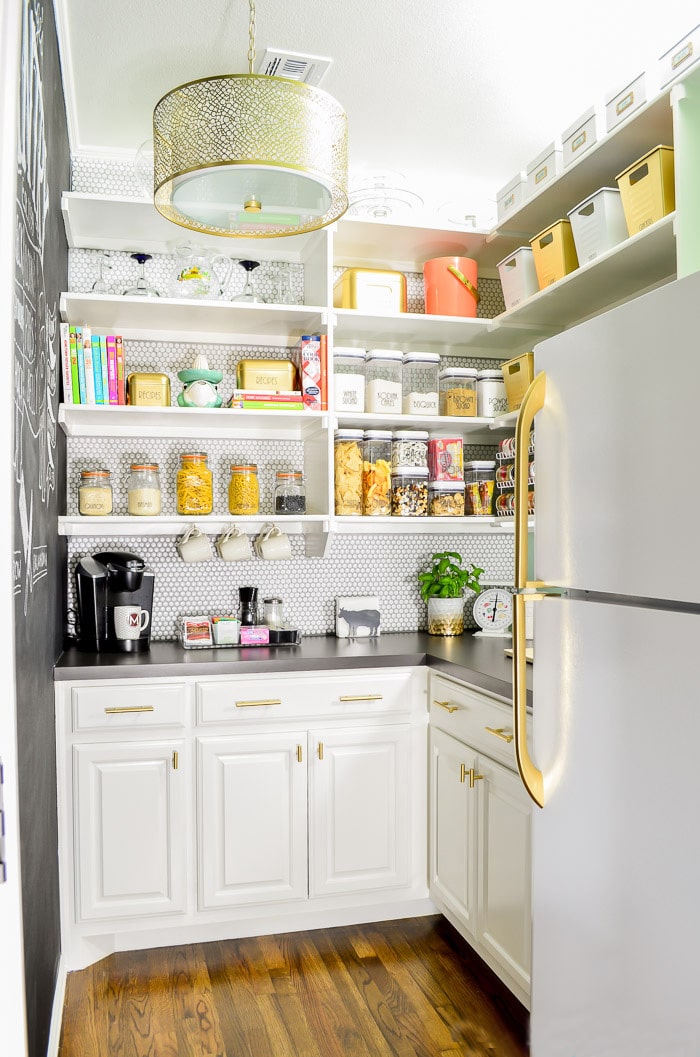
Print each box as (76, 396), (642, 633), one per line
(309, 725), (411, 897)
(198, 733), (308, 909)
(73, 740), (187, 922)
(476, 754), (532, 994)
(429, 726), (478, 937)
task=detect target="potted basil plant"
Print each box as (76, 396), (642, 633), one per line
(418, 551), (483, 636)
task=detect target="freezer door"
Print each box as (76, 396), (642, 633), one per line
(531, 596), (700, 1056)
(533, 270), (700, 604)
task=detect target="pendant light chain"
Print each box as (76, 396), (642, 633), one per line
(247, 0), (256, 74)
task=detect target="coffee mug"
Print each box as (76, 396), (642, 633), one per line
(254, 522), (292, 560)
(114, 605), (150, 640)
(177, 524), (214, 563)
(216, 526), (252, 561)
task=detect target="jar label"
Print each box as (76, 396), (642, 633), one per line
(443, 388), (476, 416)
(334, 376), (365, 410)
(366, 379), (402, 412)
(403, 392), (438, 415)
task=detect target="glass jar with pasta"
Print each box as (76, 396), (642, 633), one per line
(228, 463), (259, 515)
(177, 452), (213, 515)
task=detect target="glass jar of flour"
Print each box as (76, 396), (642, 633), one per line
(365, 348), (403, 414)
(127, 463), (162, 516)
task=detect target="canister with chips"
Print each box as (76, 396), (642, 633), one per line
(362, 429), (392, 515)
(334, 429), (364, 516)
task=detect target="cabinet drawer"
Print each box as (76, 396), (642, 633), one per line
(197, 669), (416, 725)
(430, 673), (519, 771)
(71, 683), (188, 732)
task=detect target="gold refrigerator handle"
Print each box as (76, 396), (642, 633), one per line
(513, 372), (546, 809)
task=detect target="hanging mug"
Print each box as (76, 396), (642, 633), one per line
(176, 524), (214, 563)
(254, 522), (292, 560)
(216, 526), (252, 561)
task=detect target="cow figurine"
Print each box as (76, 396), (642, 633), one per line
(337, 605), (381, 640)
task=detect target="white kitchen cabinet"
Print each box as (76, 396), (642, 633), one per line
(198, 732), (308, 910)
(309, 725), (411, 897)
(428, 672), (532, 1007)
(73, 739), (187, 922)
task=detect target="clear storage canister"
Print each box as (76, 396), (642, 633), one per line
(177, 452), (213, 515)
(274, 471), (306, 514)
(391, 430), (429, 471)
(477, 369), (509, 418)
(402, 351), (440, 415)
(333, 347), (366, 412)
(439, 367), (478, 416)
(391, 466), (428, 516)
(464, 460), (496, 516)
(228, 463), (259, 515)
(365, 348), (403, 414)
(127, 463), (161, 516)
(78, 469), (113, 516)
(334, 429), (364, 515)
(428, 479), (465, 516)
(362, 430), (392, 515)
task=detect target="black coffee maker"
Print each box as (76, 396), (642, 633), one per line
(75, 550), (154, 653)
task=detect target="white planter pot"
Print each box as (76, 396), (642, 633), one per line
(427, 596), (464, 636)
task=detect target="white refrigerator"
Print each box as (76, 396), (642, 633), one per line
(510, 269), (700, 1056)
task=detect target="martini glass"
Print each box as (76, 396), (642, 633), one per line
(91, 252), (113, 293)
(123, 252), (160, 297)
(233, 259), (264, 303)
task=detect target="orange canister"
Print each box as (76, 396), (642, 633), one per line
(423, 256), (479, 317)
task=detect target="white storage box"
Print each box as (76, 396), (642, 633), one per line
(562, 107), (603, 168)
(526, 142), (563, 198)
(496, 172), (527, 221)
(567, 188), (629, 264)
(605, 73), (646, 132)
(497, 247), (539, 310)
(659, 24), (700, 88)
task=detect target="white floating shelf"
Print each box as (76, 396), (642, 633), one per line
(59, 404), (327, 441)
(60, 292), (328, 346)
(334, 411), (511, 442)
(332, 307), (493, 351)
(331, 516), (533, 534)
(58, 514), (330, 538)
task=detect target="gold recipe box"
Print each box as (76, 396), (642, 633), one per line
(333, 267), (407, 312)
(127, 372), (171, 406)
(236, 358), (297, 391)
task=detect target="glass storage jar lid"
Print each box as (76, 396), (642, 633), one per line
(439, 367), (478, 379)
(477, 369), (504, 379)
(363, 429), (393, 439)
(333, 346), (366, 359)
(391, 465), (429, 476)
(403, 351), (440, 363)
(335, 428), (364, 439)
(366, 348), (403, 360)
(464, 460), (496, 469)
(392, 429), (430, 439)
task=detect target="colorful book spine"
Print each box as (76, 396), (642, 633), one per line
(99, 335), (109, 406)
(115, 335), (125, 404)
(106, 335), (119, 405)
(91, 334), (104, 404)
(319, 334), (328, 411)
(82, 326), (96, 404)
(68, 326), (80, 403)
(60, 322), (73, 404)
(74, 325), (86, 404)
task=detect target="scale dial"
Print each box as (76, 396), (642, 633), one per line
(473, 588), (513, 633)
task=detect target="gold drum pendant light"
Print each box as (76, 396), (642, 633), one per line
(153, 0), (348, 238)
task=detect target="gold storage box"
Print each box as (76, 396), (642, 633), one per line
(126, 372), (171, 406)
(501, 353), (535, 412)
(236, 358), (297, 391)
(333, 267), (407, 312)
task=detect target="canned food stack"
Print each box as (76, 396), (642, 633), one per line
(495, 433), (535, 517)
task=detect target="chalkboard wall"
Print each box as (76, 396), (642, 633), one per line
(13, 2), (68, 1054)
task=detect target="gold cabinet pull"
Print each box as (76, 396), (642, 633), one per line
(318, 742), (324, 761)
(469, 768), (484, 789)
(459, 763), (467, 784)
(513, 371), (546, 809)
(485, 726), (514, 743)
(104, 705), (155, 715)
(172, 751), (179, 770)
(296, 745), (303, 763)
(235, 699), (282, 708)
(338, 694), (383, 702)
(434, 700), (459, 714)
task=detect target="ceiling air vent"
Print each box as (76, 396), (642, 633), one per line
(256, 48), (332, 86)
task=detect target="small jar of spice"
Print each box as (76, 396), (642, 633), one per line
(78, 469), (113, 516)
(274, 471), (306, 514)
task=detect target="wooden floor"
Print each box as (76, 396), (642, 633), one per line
(58, 915), (529, 1057)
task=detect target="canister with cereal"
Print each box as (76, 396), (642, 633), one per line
(464, 460), (496, 516)
(391, 467), (429, 516)
(428, 479), (465, 516)
(391, 430), (429, 471)
(362, 430), (392, 515)
(334, 429), (364, 516)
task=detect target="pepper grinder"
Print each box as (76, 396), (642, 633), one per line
(238, 585), (258, 626)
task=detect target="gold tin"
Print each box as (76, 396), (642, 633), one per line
(333, 267), (407, 312)
(127, 372), (171, 407)
(236, 358), (297, 391)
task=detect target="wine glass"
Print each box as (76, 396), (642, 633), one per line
(91, 252), (113, 294)
(271, 261), (296, 305)
(233, 259), (264, 303)
(123, 252), (160, 297)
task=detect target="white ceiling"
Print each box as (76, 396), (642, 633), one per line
(54, 0), (699, 226)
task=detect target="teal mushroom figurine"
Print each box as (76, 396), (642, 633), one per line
(177, 353), (223, 408)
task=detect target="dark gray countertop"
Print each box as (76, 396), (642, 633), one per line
(55, 631), (532, 705)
